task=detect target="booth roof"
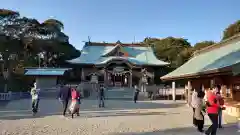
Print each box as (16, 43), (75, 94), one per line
(24, 68), (71, 76)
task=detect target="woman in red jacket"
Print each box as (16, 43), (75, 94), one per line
(205, 86), (220, 135)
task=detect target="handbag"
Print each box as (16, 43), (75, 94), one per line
(205, 101), (211, 107)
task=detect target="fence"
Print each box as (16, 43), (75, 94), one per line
(0, 92), (31, 101)
(146, 85), (186, 100)
(0, 92), (11, 101)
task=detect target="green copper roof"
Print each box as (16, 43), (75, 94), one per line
(67, 43), (169, 66)
(161, 37), (240, 80)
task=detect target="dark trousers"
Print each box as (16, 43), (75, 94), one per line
(196, 112), (204, 132)
(134, 94), (139, 103)
(218, 109), (222, 127)
(62, 100), (69, 116)
(205, 113), (218, 135)
(32, 99), (39, 113)
(99, 97), (105, 107)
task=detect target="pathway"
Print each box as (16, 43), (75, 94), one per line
(0, 99), (238, 135)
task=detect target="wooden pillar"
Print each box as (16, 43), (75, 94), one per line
(129, 70), (132, 88)
(81, 68), (85, 81)
(187, 80), (192, 106)
(172, 81), (176, 101)
(104, 68), (107, 86)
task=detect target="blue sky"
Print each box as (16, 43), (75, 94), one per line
(1, 0), (240, 49)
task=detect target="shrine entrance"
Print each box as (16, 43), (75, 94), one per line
(104, 60), (132, 88)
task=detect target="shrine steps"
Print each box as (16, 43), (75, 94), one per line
(105, 87), (134, 100)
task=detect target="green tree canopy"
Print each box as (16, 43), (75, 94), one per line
(222, 20), (240, 40)
(193, 41), (215, 51)
(0, 8), (80, 71)
(0, 8), (80, 91)
(143, 37), (192, 68)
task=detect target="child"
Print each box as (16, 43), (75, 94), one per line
(69, 87), (80, 118)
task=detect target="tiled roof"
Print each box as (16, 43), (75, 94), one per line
(24, 68), (71, 76)
(67, 42), (169, 66)
(161, 35), (240, 80)
(86, 42), (143, 47)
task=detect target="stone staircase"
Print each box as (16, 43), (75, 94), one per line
(105, 87), (135, 100)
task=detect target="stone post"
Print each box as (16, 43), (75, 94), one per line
(172, 81), (176, 101)
(187, 80), (192, 106)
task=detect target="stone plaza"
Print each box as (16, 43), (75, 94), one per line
(0, 99), (238, 135)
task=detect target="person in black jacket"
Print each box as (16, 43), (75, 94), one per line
(58, 83), (71, 116)
(98, 84), (105, 108)
(134, 85), (140, 103)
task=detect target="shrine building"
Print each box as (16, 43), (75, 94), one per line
(161, 34), (240, 117)
(67, 41), (169, 89)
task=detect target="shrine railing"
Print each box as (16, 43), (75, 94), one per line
(0, 92), (31, 101)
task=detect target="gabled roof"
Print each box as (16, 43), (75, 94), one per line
(67, 42), (169, 66)
(161, 34), (240, 80)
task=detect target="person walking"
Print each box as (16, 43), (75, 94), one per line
(98, 84), (105, 108)
(58, 83), (71, 116)
(215, 84), (225, 128)
(134, 85), (140, 103)
(205, 86), (220, 135)
(191, 89), (198, 126)
(31, 82), (40, 116)
(68, 87), (80, 118)
(194, 90), (205, 133)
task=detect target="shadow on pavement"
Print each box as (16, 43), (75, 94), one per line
(0, 99), (185, 120)
(111, 123), (239, 135)
(0, 99), (185, 111)
(0, 110), (62, 120)
(83, 111), (180, 118)
(80, 100), (185, 111)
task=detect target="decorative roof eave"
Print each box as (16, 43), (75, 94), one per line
(95, 57), (136, 68)
(161, 66), (232, 81)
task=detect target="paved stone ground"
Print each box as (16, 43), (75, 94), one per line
(0, 99), (238, 135)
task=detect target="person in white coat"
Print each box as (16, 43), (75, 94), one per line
(31, 82), (40, 115)
(191, 89), (199, 126)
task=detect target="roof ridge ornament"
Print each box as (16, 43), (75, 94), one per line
(116, 40), (122, 45)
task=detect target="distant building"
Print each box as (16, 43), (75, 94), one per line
(25, 68), (71, 90)
(67, 41), (169, 88)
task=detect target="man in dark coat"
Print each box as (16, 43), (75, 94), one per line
(58, 83), (71, 116)
(134, 85), (140, 103)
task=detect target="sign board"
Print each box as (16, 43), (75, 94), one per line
(113, 66), (124, 73)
